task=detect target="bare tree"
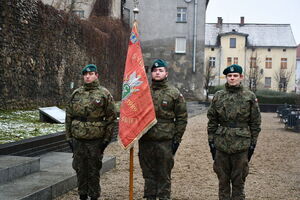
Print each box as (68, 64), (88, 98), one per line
(245, 53), (263, 92)
(204, 58), (216, 102)
(274, 68), (293, 92)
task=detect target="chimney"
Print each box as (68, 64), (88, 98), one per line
(217, 17), (223, 27)
(240, 16), (245, 26)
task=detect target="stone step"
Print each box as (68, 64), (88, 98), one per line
(0, 152), (116, 200)
(0, 155), (40, 185)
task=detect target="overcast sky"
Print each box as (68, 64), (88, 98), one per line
(206, 0), (300, 45)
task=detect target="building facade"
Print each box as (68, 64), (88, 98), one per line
(125, 0), (209, 100)
(205, 17), (297, 92)
(296, 44), (300, 93)
(42, 0), (122, 19)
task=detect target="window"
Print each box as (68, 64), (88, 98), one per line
(265, 57), (272, 69)
(281, 58), (287, 69)
(175, 37), (186, 53)
(230, 38), (236, 48)
(227, 57), (232, 66)
(279, 77), (287, 91)
(72, 10), (84, 18)
(265, 77), (271, 88)
(177, 8), (187, 22)
(211, 48), (214, 51)
(250, 57), (256, 67)
(209, 57), (216, 67)
(283, 49), (286, 52)
(268, 48), (271, 52)
(233, 57), (238, 64)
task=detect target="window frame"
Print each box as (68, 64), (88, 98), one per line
(72, 10), (85, 18)
(176, 7), (187, 23)
(264, 77), (271, 88)
(209, 57), (216, 67)
(280, 58), (287, 69)
(265, 57), (272, 69)
(250, 57), (257, 68)
(227, 57), (232, 66)
(230, 38), (236, 48)
(233, 57), (238, 64)
(175, 37), (187, 54)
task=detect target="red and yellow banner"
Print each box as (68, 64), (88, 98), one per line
(118, 23), (157, 150)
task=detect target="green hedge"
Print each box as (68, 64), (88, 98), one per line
(256, 90), (300, 104)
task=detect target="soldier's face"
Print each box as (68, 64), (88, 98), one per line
(226, 73), (243, 86)
(83, 72), (99, 83)
(151, 67), (168, 81)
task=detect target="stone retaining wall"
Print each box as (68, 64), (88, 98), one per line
(0, 0), (129, 109)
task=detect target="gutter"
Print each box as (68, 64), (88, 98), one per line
(192, 0), (198, 73)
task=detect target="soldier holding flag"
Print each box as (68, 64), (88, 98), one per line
(138, 59), (188, 200)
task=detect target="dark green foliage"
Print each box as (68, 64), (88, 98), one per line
(256, 89), (300, 104)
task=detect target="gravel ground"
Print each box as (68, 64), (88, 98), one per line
(56, 112), (300, 200)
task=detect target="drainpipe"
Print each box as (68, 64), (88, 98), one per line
(192, 0), (198, 73)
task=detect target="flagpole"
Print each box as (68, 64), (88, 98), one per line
(128, 5), (139, 200)
(129, 147), (134, 200)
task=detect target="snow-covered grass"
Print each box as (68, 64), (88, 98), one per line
(0, 110), (64, 144)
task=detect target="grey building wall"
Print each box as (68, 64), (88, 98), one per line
(124, 0), (207, 100)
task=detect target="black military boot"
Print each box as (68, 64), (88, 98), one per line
(90, 198), (98, 200)
(79, 194), (88, 200)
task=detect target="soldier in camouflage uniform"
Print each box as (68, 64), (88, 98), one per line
(139, 59), (188, 200)
(65, 64), (117, 200)
(207, 64), (261, 200)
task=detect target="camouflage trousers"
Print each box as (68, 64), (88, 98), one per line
(72, 139), (103, 198)
(213, 150), (249, 200)
(138, 140), (174, 199)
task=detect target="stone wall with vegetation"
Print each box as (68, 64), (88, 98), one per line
(0, 0), (129, 109)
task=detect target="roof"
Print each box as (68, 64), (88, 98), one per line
(205, 23), (297, 48)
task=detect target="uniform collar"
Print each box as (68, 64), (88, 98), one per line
(83, 79), (100, 91)
(225, 83), (243, 93)
(151, 78), (168, 90)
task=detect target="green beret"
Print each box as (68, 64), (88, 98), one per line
(151, 59), (168, 71)
(81, 64), (97, 75)
(223, 64), (243, 75)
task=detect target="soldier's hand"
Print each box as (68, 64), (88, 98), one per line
(209, 141), (216, 160)
(172, 142), (180, 155)
(248, 144), (256, 161)
(67, 139), (74, 153)
(99, 141), (109, 154)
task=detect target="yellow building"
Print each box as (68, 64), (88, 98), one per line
(205, 17), (297, 92)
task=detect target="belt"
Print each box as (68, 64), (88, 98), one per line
(157, 118), (174, 123)
(73, 116), (104, 122)
(220, 122), (248, 128)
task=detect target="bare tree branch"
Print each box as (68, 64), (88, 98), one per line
(203, 58), (216, 101)
(274, 67), (293, 92)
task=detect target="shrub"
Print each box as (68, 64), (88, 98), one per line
(256, 89), (300, 104)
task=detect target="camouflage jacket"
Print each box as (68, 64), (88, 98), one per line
(207, 83), (261, 154)
(141, 79), (188, 143)
(65, 79), (117, 142)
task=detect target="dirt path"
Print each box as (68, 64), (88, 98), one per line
(57, 112), (300, 200)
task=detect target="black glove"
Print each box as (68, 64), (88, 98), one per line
(67, 139), (73, 153)
(209, 141), (216, 160)
(172, 142), (180, 155)
(248, 144), (256, 161)
(99, 141), (109, 154)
